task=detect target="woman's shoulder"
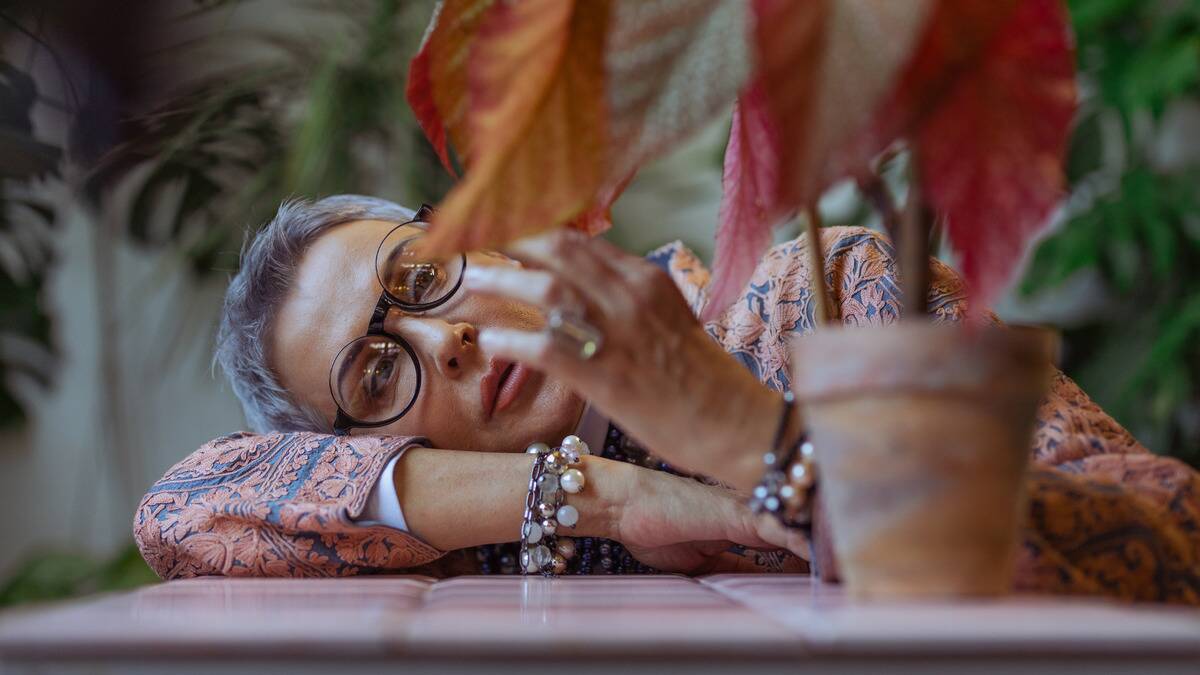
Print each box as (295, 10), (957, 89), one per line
(643, 227), (902, 312)
(777, 224), (893, 263)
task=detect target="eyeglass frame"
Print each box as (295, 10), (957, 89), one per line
(329, 204), (467, 436)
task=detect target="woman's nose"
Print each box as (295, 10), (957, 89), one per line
(392, 317), (478, 379)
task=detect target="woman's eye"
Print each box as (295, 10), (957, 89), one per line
(364, 355), (397, 399)
(399, 263), (442, 303)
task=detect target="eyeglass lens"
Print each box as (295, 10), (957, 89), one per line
(376, 227), (465, 308)
(330, 335), (420, 425)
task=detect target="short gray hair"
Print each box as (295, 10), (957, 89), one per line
(215, 194), (415, 432)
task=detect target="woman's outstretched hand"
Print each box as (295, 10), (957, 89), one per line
(607, 460), (808, 573)
(463, 229), (781, 490)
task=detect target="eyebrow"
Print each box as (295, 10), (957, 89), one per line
(383, 234), (414, 274)
(336, 339), (369, 390)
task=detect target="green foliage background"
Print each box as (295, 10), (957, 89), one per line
(1022, 0), (1200, 466)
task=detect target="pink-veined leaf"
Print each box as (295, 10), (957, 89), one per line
(702, 0), (932, 320)
(704, 81), (780, 322)
(605, 0), (753, 178)
(753, 0), (934, 209)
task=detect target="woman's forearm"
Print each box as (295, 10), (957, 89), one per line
(393, 449), (630, 551)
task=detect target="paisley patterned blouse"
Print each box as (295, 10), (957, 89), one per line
(134, 227), (1200, 603)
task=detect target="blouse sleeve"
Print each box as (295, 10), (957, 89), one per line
(133, 431), (445, 579)
(1016, 375), (1200, 603)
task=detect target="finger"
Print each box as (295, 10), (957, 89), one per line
(720, 507), (777, 550)
(504, 229), (614, 274)
(755, 514), (812, 560)
(477, 327), (591, 380)
(581, 235), (664, 284)
(502, 230), (628, 311)
(462, 266), (589, 315)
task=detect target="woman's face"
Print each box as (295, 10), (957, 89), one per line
(271, 219), (584, 451)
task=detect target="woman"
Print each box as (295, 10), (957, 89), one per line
(135, 196), (1199, 601)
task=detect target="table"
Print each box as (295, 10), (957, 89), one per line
(1, 575), (1197, 674)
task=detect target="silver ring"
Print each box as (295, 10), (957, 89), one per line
(546, 308), (603, 360)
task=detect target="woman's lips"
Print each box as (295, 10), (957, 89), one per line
(493, 363), (530, 416)
(480, 359), (530, 421)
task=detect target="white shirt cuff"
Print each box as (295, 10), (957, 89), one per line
(358, 454), (409, 532)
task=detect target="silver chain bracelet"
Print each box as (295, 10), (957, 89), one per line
(749, 391), (816, 530)
(520, 435), (588, 576)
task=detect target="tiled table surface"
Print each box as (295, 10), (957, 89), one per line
(1, 575), (1197, 673)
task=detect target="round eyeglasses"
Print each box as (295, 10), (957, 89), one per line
(329, 205), (466, 435)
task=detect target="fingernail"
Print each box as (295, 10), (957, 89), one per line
(463, 267), (487, 285)
(477, 330), (502, 350)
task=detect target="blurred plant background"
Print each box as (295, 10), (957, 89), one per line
(0, 0), (1196, 607)
(1019, 0), (1200, 467)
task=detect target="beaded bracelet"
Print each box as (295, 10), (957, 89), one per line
(520, 435), (589, 576)
(748, 391), (816, 529)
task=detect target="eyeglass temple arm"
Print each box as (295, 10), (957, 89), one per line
(333, 410), (352, 436)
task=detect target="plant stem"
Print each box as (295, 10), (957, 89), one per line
(805, 208), (833, 327)
(859, 171), (901, 253)
(859, 148), (902, 248)
(900, 161), (932, 318)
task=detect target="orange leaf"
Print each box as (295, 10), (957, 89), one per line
(406, 0), (497, 176)
(415, 0), (755, 252)
(567, 171), (635, 237)
(407, 23), (454, 176)
(422, 0), (610, 254)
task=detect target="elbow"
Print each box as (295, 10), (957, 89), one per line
(132, 491), (180, 580)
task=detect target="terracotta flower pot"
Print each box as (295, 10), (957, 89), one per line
(791, 322), (1053, 599)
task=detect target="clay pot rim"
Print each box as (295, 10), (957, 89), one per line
(789, 322), (1055, 405)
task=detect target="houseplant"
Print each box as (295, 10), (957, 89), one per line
(407, 0), (1077, 597)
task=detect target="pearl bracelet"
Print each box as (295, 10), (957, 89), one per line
(520, 435), (589, 576)
(749, 392), (816, 529)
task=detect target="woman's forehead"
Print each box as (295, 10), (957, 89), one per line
(293, 220), (415, 306)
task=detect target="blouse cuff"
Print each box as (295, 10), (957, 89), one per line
(357, 453), (409, 531)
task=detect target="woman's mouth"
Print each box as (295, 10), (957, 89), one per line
(481, 359), (531, 421)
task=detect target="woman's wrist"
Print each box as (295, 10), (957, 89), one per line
(570, 455), (631, 541)
(688, 358), (786, 490)
(397, 448), (628, 552)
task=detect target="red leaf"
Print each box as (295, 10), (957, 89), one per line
(422, 0), (610, 254)
(870, 0), (1076, 308)
(703, 81), (781, 321)
(405, 1), (497, 178)
(567, 171), (634, 237)
(753, 0), (934, 208)
(406, 31), (455, 176)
